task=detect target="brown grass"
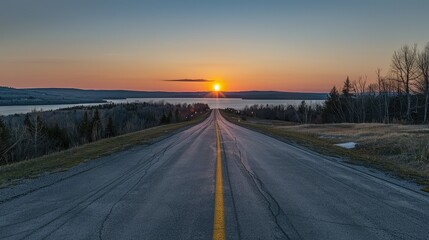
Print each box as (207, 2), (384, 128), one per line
(0, 112), (210, 187)
(221, 111), (429, 192)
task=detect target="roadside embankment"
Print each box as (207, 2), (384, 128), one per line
(0, 111), (210, 187)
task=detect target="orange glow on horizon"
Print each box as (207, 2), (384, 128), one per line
(0, 53), (364, 93)
(0, 60), (350, 93)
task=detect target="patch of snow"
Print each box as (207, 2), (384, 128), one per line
(335, 142), (357, 149)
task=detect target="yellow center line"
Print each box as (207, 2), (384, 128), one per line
(213, 122), (226, 240)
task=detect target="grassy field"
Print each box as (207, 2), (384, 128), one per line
(221, 111), (429, 192)
(0, 112), (210, 187)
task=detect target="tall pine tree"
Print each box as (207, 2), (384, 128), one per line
(342, 76), (354, 97)
(341, 76), (355, 122)
(323, 86), (343, 122)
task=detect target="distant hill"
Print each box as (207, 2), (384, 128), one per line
(0, 87), (327, 106)
(0, 87), (104, 106)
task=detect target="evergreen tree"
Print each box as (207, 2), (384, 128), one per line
(23, 114), (32, 130)
(342, 76), (354, 97)
(0, 119), (11, 163)
(105, 116), (116, 137)
(78, 111), (91, 142)
(323, 86), (343, 122)
(47, 124), (70, 149)
(160, 114), (167, 124)
(341, 76), (355, 122)
(174, 109), (180, 122)
(91, 109), (102, 141)
(167, 111), (173, 124)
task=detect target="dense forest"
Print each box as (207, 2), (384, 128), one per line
(226, 43), (429, 125)
(0, 102), (209, 164)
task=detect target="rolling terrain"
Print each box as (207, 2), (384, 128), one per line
(0, 110), (428, 239)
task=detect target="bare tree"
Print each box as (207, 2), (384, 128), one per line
(376, 69), (384, 122)
(367, 83), (379, 122)
(24, 111), (46, 156)
(417, 42), (429, 123)
(377, 69), (394, 123)
(298, 101), (309, 124)
(354, 75), (367, 122)
(0, 134), (23, 164)
(391, 44), (419, 121)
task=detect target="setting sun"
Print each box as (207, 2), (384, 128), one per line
(214, 84), (220, 92)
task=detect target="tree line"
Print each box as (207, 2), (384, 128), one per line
(224, 101), (323, 124)
(226, 42), (429, 124)
(324, 42), (429, 124)
(0, 102), (209, 164)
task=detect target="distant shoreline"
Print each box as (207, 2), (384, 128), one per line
(0, 100), (106, 107)
(0, 98), (325, 116)
(0, 87), (327, 107)
(0, 97), (327, 107)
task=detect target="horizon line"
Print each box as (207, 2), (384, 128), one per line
(6, 87), (328, 94)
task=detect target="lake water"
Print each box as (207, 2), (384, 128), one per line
(0, 98), (325, 116)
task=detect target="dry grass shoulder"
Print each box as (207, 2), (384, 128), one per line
(221, 111), (429, 192)
(0, 112), (210, 187)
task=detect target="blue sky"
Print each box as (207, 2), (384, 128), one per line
(1, 0), (428, 91)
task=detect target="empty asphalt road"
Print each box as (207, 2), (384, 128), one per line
(1, 110), (429, 239)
